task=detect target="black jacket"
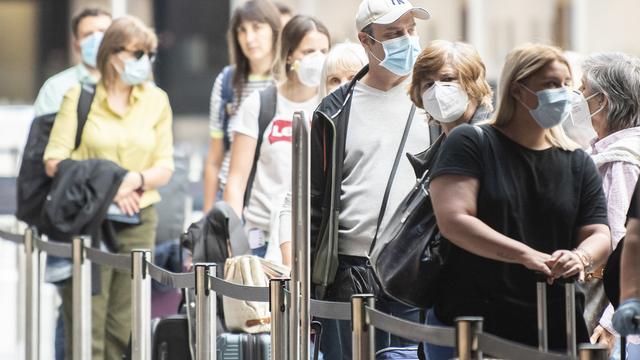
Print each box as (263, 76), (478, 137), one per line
(310, 65), (368, 297)
(42, 158), (127, 249)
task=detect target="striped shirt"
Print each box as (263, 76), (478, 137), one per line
(208, 70), (272, 187)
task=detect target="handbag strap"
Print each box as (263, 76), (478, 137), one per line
(369, 105), (416, 253)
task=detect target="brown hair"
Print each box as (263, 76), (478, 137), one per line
(493, 43), (578, 150)
(409, 40), (493, 112)
(272, 15), (330, 82)
(96, 16), (158, 89)
(228, 0), (281, 97)
(71, 7), (111, 39)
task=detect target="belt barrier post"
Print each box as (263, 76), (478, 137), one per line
(24, 227), (39, 360)
(73, 236), (92, 360)
(455, 316), (483, 360)
(270, 277), (290, 360)
(195, 263), (217, 360)
(131, 250), (151, 360)
(566, 280), (577, 357)
(351, 294), (374, 360)
(536, 279), (548, 352)
(292, 110), (311, 360)
(578, 343), (608, 360)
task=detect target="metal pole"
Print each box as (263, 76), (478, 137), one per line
(270, 277), (291, 360)
(292, 110), (310, 360)
(351, 294), (375, 360)
(131, 250), (151, 360)
(566, 281), (577, 357)
(24, 227), (39, 360)
(578, 343), (608, 360)
(73, 236), (92, 360)
(536, 280), (548, 352)
(195, 263), (216, 360)
(455, 317), (483, 360)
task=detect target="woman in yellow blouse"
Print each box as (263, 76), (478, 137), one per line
(44, 16), (173, 359)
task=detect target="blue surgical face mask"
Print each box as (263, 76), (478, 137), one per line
(116, 54), (152, 86)
(519, 84), (573, 129)
(80, 32), (104, 68)
(367, 34), (421, 76)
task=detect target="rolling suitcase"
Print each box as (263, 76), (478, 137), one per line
(152, 314), (192, 360)
(535, 275), (577, 356)
(217, 333), (271, 360)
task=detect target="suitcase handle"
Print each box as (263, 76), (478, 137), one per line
(534, 272), (578, 284)
(535, 273), (577, 356)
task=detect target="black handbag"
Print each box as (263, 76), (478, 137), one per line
(371, 126), (485, 308)
(370, 133), (448, 308)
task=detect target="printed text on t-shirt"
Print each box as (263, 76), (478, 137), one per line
(268, 119), (292, 144)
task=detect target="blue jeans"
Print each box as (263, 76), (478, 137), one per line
(251, 244), (267, 258)
(423, 309), (454, 360)
(610, 337), (640, 359)
(319, 256), (422, 359)
(152, 240), (181, 292)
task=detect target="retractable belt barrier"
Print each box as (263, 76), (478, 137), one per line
(1, 227), (612, 360)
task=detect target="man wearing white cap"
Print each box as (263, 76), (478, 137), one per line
(310, 0), (431, 358)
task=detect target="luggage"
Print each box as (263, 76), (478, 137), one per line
(217, 332), (270, 360)
(535, 275), (577, 356)
(222, 255), (289, 333)
(152, 314), (192, 360)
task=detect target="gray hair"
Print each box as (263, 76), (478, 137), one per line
(582, 52), (640, 134)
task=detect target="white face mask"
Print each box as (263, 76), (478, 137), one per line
(570, 91), (604, 128)
(421, 81), (469, 123)
(295, 52), (326, 87)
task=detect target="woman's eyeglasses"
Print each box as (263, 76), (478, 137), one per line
(117, 47), (157, 62)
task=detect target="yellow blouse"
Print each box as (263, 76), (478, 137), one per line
(44, 82), (174, 208)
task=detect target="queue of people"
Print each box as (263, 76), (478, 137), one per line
(27, 0), (640, 359)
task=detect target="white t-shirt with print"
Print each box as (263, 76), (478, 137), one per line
(232, 89), (318, 234)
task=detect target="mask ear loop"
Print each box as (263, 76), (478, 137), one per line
(364, 33), (385, 64)
(515, 83), (537, 111)
(587, 92), (606, 118)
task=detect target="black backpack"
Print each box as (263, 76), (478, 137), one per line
(16, 83), (96, 229)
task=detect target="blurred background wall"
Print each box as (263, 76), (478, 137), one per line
(1, 0), (639, 114)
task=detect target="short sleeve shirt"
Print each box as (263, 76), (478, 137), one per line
(429, 124), (608, 348)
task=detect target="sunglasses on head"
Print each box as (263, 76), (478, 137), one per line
(117, 47), (157, 62)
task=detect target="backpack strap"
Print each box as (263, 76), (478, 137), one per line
(220, 65), (235, 151)
(243, 84), (277, 208)
(75, 83), (96, 150)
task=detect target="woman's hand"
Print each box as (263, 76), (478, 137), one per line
(113, 172), (142, 215)
(521, 249), (553, 277)
(590, 325), (616, 353)
(545, 249), (584, 283)
(115, 191), (140, 216)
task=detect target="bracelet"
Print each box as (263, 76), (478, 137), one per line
(572, 247), (594, 271)
(137, 172), (145, 191)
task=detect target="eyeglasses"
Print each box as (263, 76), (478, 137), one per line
(117, 47), (157, 62)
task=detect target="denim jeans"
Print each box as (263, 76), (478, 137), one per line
(319, 256), (422, 359)
(152, 240), (181, 292)
(423, 308), (454, 360)
(610, 337), (640, 360)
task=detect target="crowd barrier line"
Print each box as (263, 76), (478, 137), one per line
(1, 228), (612, 360)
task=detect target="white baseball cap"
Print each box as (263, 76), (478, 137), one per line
(356, 0), (431, 31)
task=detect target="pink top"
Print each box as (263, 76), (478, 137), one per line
(588, 126), (640, 339)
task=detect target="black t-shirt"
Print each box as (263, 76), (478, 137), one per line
(629, 179), (640, 220)
(429, 124), (608, 349)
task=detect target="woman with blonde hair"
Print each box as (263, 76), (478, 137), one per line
(44, 16), (173, 359)
(425, 43), (611, 358)
(318, 41), (367, 98)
